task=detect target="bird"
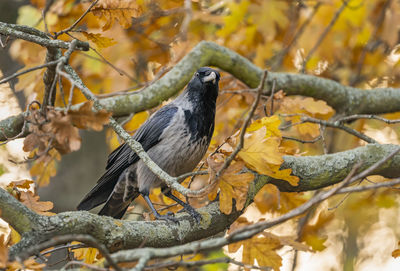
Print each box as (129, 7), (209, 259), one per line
(77, 67), (220, 222)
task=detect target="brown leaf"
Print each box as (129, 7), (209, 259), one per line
(0, 235), (8, 269)
(82, 31), (117, 49)
(29, 149), (60, 187)
(92, 0), (141, 30)
(19, 191), (54, 216)
(68, 101), (111, 131)
(207, 159), (254, 214)
(46, 111), (81, 154)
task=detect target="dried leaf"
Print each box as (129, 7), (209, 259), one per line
(20, 191), (54, 216)
(207, 159), (254, 214)
(254, 184), (306, 214)
(82, 31), (117, 48)
(30, 149), (60, 187)
(92, 0), (141, 30)
(0, 235), (7, 269)
(247, 115), (281, 138)
(68, 101), (111, 131)
(300, 211), (334, 251)
(73, 245), (99, 264)
(236, 127), (299, 186)
(228, 234), (282, 271)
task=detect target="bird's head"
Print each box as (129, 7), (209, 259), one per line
(187, 67), (220, 100)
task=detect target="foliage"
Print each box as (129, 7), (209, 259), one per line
(0, 0), (400, 270)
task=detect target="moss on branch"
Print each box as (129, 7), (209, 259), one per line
(2, 40), (400, 140)
(4, 144), (400, 258)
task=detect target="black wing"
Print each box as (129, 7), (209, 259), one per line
(77, 105), (178, 210)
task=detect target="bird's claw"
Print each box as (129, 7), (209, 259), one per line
(155, 213), (179, 224)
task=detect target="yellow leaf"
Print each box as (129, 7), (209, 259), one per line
(301, 211), (334, 251)
(254, 184), (306, 214)
(10, 227), (21, 245)
(247, 115), (281, 138)
(228, 234), (282, 271)
(82, 31), (117, 49)
(239, 128), (283, 166)
(0, 235), (7, 269)
(303, 234), (327, 252)
(301, 97), (333, 116)
(30, 149), (60, 187)
(237, 127), (299, 186)
(124, 111), (149, 132)
(73, 246), (99, 264)
(92, 0), (141, 31)
(217, 0), (250, 38)
(392, 244), (400, 258)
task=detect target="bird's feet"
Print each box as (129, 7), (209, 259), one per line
(154, 212), (179, 223)
(178, 206), (202, 223)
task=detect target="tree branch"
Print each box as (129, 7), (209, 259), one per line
(0, 22), (89, 51)
(3, 143), (399, 259)
(2, 41), (400, 140)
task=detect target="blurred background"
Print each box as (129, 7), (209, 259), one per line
(1, 0), (400, 270)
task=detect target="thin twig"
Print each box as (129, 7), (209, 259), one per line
(215, 70), (268, 179)
(351, 0), (391, 85)
(18, 234), (121, 271)
(0, 60), (60, 85)
(337, 178), (400, 194)
(61, 260), (107, 271)
(267, 78), (276, 116)
(144, 257), (271, 270)
(338, 114), (400, 124)
(53, 0), (99, 38)
(282, 135), (322, 144)
(280, 114), (377, 144)
(301, 0), (348, 73)
(272, 2), (322, 69)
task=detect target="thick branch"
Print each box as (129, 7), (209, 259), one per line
(0, 188), (43, 234)
(2, 41), (400, 140)
(271, 143), (400, 192)
(91, 41), (400, 116)
(5, 143), (400, 258)
(0, 22), (89, 51)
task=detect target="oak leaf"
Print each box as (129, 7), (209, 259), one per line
(236, 127), (299, 186)
(29, 149), (60, 187)
(392, 242), (400, 258)
(19, 191), (54, 216)
(72, 244), (99, 264)
(227, 218), (310, 270)
(68, 101), (111, 131)
(300, 211), (334, 251)
(0, 235), (7, 269)
(207, 159), (254, 214)
(82, 32), (117, 49)
(247, 115), (281, 138)
(92, 0), (141, 30)
(254, 184), (306, 214)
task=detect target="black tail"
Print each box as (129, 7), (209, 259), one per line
(77, 171), (121, 211)
(98, 191), (140, 219)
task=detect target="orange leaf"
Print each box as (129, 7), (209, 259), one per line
(19, 191), (54, 216)
(82, 31), (117, 48)
(0, 235), (7, 269)
(237, 127), (299, 186)
(207, 159), (254, 214)
(68, 101), (111, 131)
(92, 0), (141, 30)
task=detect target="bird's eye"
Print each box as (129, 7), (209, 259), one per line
(195, 72), (199, 77)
